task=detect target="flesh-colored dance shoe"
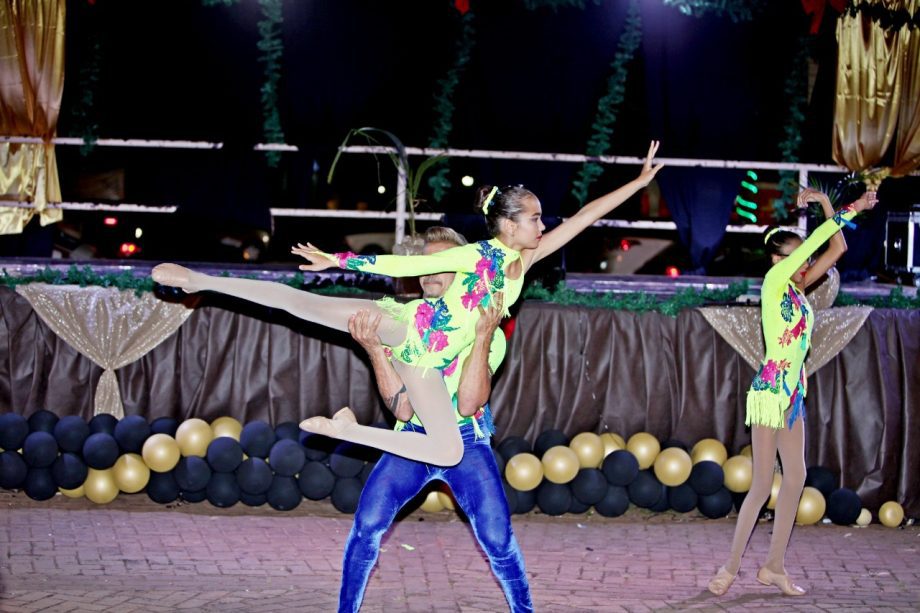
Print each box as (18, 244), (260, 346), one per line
(300, 407), (357, 438)
(756, 567), (806, 596)
(707, 566), (736, 596)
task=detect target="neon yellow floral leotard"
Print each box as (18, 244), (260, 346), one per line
(746, 205), (858, 429)
(322, 238), (524, 371)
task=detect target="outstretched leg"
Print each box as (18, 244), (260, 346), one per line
(151, 263), (408, 344)
(302, 361), (464, 466)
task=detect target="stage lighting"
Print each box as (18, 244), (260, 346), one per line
(461, 175), (475, 187)
(119, 242), (139, 256)
(103, 217), (118, 226)
(665, 266), (680, 277)
(377, 185), (386, 194)
(135, 228), (143, 239)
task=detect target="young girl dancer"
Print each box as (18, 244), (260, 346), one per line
(152, 141), (663, 466)
(707, 187), (877, 596)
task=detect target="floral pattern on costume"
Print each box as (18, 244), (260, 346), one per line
(751, 358), (791, 395)
(460, 241), (506, 311)
(336, 252), (377, 271)
(399, 298), (458, 363)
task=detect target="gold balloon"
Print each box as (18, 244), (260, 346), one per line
(652, 447), (692, 486)
(84, 468), (119, 504)
(626, 432), (660, 470)
(856, 508), (872, 527)
(420, 490), (445, 513)
(175, 418), (213, 457)
(59, 485), (85, 498)
(211, 416), (243, 441)
(766, 472), (783, 510)
(505, 453), (543, 491)
(722, 455), (753, 493)
(436, 491), (456, 511)
(113, 453), (151, 493)
(795, 486), (826, 525)
(600, 432), (625, 460)
(542, 445), (580, 484)
(569, 432), (604, 469)
(879, 501), (904, 528)
(691, 438), (728, 466)
(740, 444), (753, 459)
(142, 433), (181, 473)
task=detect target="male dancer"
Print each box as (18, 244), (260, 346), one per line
(339, 226), (532, 613)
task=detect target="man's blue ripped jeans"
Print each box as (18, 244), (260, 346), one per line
(338, 418), (533, 612)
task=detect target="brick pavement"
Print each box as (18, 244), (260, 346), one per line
(1, 491), (918, 612)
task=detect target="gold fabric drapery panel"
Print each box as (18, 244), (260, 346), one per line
(0, 0), (65, 235)
(833, 0), (920, 176)
(15, 284), (193, 418)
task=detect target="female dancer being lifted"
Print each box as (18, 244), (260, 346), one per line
(152, 141), (663, 466)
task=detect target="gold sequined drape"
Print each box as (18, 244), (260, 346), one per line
(833, 1), (920, 176)
(15, 284), (194, 418)
(0, 0), (65, 235)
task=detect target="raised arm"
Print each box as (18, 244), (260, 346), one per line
(348, 310), (414, 422)
(524, 140), (664, 270)
(766, 191), (876, 287)
(455, 294), (506, 417)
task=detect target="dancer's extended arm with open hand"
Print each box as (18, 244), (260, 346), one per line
(522, 140), (663, 271)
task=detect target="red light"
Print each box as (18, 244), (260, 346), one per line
(119, 242), (139, 256)
(619, 239), (631, 252)
(665, 266), (680, 278)
(103, 217), (118, 226)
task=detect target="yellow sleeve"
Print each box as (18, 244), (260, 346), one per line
(320, 242), (480, 278)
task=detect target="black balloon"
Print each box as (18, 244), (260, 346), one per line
(571, 468), (608, 505)
(297, 461), (336, 500)
(274, 421), (300, 442)
(267, 475), (302, 511)
(27, 409), (58, 434)
(236, 457), (273, 495)
(114, 415), (151, 453)
(492, 448), (506, 476)
(150, 416), (179, 437)
(628, 470), (666, 508)
(147, 471), (179, 504)
(206, 472), (240, 507)
(240, 490), (267, 506)
(328, 442), (365, 478)
(83, 433), (120, 470)
(88, 413), (118, 436)
(300, 431), (336, 462)
(661, 439), (689, 452)
(174, 456), (212, 492)
(24, 467), (56, 500)
(514, 487), (537, 514)
(501, 479), (518, 513)
(650, 489), (671, 512)
(331, 477), (363, 514)
(0, 451), (27, 489)
(0, 413), (29, 450)
(602, 449), (639, 487)
(568, 496), (591, 514)
(826, 487), (862, 525)
(269, 439), (307, 477)
(698, 487), (734, 519)
(53, 415), (90, 453)
(206, 437), (243, 473)
(595, 485), (630, 518)
(534, 429), (569, 457)
(240, 420), (276, 459)
(805, 465), (838, 499)
(180, 488), (207, 503)
(497, 436), (532, 462)
(22, 431), (58, 468)
(52, 453), (88, 489)
(668, 483), (698, 513)
(688, 461), (724, 496)
(537, 481), (572, 516)
(359, 461), (376, 484)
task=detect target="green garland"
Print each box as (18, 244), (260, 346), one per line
(835, 286), (920, 309)
(569, 0), (642, 207)
(66, 2), (103, 156)
(660, 0), (766, 22)
(427, 8), (477, 203)
(202, 0), (286, 167)
(776, 35), (812, 220)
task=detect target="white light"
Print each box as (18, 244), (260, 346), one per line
(135, 227), (143, 239)
(377, 185), (386, 194)
(461, 175), (475, 187)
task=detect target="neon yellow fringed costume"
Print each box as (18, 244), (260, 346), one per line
(746, 206), (858, 429)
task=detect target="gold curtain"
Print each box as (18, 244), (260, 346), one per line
(892, 1), (920, 176)
(0, 0), (65, 235)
